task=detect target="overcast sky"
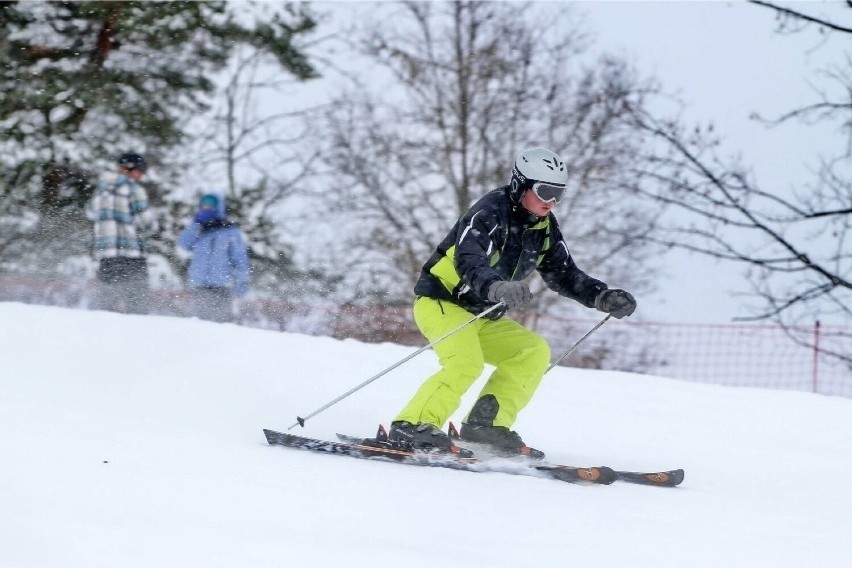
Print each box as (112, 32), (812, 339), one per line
(555, 1), (847, 323)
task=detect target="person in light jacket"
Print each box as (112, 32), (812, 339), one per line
(178, 193), (251, 323)
(85, 152), (156, 314)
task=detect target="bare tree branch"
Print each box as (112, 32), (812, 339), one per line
(314, 1), (662, 311)
(748, 1), (852, 34)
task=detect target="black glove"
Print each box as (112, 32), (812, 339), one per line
(594, 289), (636, 319)
(487, 280), (532, 310)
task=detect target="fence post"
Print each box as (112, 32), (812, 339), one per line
(812, 320), (821, 394)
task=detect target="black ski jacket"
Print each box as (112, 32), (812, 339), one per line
(414, 185), (607, 318)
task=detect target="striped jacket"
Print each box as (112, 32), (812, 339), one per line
(85, 171), (156, 260)
(414, 185), (607, 317)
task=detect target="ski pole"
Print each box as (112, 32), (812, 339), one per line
(545, 314), (611, 374)
(289, 301), (506, 430)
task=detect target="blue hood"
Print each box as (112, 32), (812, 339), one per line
(199, 192), (227, 219)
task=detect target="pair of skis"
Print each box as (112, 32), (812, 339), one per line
(263, 425), (684, 487)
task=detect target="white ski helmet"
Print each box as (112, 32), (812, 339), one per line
(509, 147), (568, 202)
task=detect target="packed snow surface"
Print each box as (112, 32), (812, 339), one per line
(2, 303), (851, 567)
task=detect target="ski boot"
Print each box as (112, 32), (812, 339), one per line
(458, 423), (545, 460)
(389, 421), (474, 458)
(459, 394), (545, 459)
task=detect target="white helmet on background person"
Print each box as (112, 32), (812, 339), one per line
(509, 147), (568, 203)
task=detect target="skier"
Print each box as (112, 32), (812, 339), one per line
(85, 152), (156, 314)
(178, 193), (251, 323)
(389, 147), (636, 457)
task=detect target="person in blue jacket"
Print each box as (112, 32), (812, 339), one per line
(178, 193), (251, 323)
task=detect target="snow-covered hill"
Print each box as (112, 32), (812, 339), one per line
(2, 303), (851, 567)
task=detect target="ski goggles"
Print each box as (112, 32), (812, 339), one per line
(530, 181), (566, 204)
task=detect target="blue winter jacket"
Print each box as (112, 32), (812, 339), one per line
(178, 221), (251, 294)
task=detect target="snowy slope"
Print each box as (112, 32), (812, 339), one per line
(1, 303), (851, 568)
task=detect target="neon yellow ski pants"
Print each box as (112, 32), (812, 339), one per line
(394, 297), (551, 429)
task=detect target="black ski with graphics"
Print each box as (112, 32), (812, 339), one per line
(334, 426), (682, 487)
(264, 427), (619, 484)
(442, 422), (684, 487)
(265, 426), (683, 487)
